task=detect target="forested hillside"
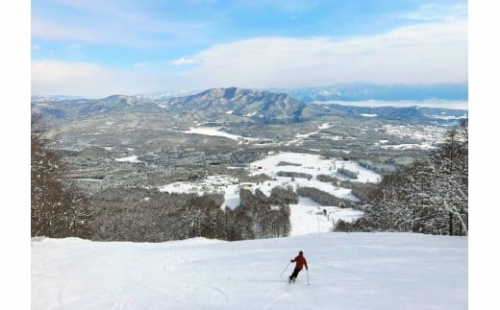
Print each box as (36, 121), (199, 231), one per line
(336, 120), (468, 235)
(32, 114), (468, 241)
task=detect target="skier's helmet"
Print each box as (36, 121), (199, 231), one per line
(299, 251), (303, 255)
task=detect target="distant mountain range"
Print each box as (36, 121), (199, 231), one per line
(32, 82), (468, 103)
(31, 95), (87, 102)
(271, 82), (468, 102)
(32, 86), (468, 126)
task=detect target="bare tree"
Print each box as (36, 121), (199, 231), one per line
(362, 122), (468, 235)
(31, 116), (93, 238)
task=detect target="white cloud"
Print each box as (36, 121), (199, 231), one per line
(32, 18), (96, 43)
(31, 4), (212, 48)
(173, 57), (199, 66)
(31, 18), (467, 97)
(180, 20), (467, 89)
(32, 60), (112, 97)
(31, 60), (184, 97)
(397, 2), (468, 22)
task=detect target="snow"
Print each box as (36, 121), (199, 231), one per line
(249, 152), (381, 183)
(159, 152), (381, 211)
(115, 155), (141, 163)
(159, 175), (242, 209)
(429, 113), (468, 120)
(318, 122), (332, 129)
(30, 151), (467, 309)
(185, 127), (258, 142)
(285, 127), (339, 145)
(29, 150), (471, 309)
(288, 197), (363, 236)
(313, 100), (468, 110)
(380, 143), (437, 150)
(185, 127), (240, 140)
(31, 232), (468, 309)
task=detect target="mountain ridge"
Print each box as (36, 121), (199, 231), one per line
(32, 82), (468, 102)
(31, 86), (467, 125)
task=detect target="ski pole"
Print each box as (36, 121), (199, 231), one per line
(306, 269), (310, 285)
(280, 262), (291, 277)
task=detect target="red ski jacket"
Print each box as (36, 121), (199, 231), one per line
(291, 254), (308, 270)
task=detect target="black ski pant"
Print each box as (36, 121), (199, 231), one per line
(289, 268), (302, 280)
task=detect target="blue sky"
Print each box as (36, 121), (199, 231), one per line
(31, 0), (468, 97)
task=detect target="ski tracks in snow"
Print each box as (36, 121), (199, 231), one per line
(159, 255), (230, 308)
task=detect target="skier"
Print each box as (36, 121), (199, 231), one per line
(289, 251), (308, 283)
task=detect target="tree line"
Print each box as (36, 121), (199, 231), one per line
(31, 114), (295, 241)
(335, 120), (468, 235)
(31, 115), (93, 238)
(32, 114), (468, 240)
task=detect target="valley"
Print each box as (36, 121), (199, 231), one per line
(32, 87), (464, 204)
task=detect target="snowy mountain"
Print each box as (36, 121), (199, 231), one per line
(164, 87), (308, 122)
(134, 89), (201, 100)
(31, 87), (307, 123)
(33, 83), (467, 103)
(31, 95), (87, 102)
(31, 87), (467, 125)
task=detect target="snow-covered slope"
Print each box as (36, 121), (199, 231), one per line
(30, 153), (468, 309)
(31, 233), (467, 309)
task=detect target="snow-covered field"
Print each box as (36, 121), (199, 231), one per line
(115, 155), (142, 163)
(185, 127), (258, 143)
(31, 232), (467, 310)
(157, 152), (373, 236)
(180, 120), (453, 151)
(248, 152), (380, 183)
(159, 152), (381, 211)
(288, 197), (363, 236)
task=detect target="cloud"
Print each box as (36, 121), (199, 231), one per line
(32, 18), (96, 43)
(178, 19), (467, 89)
(31, 1), (213, 48)
(397, 2), (468, 22)
(31, 60), (184, 97)
(173, 57), (199, 66)
(31, 8), (468, 97)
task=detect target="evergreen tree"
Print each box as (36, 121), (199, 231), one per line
(429, 122), (468, 235)
(362, 121), (468, 235)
